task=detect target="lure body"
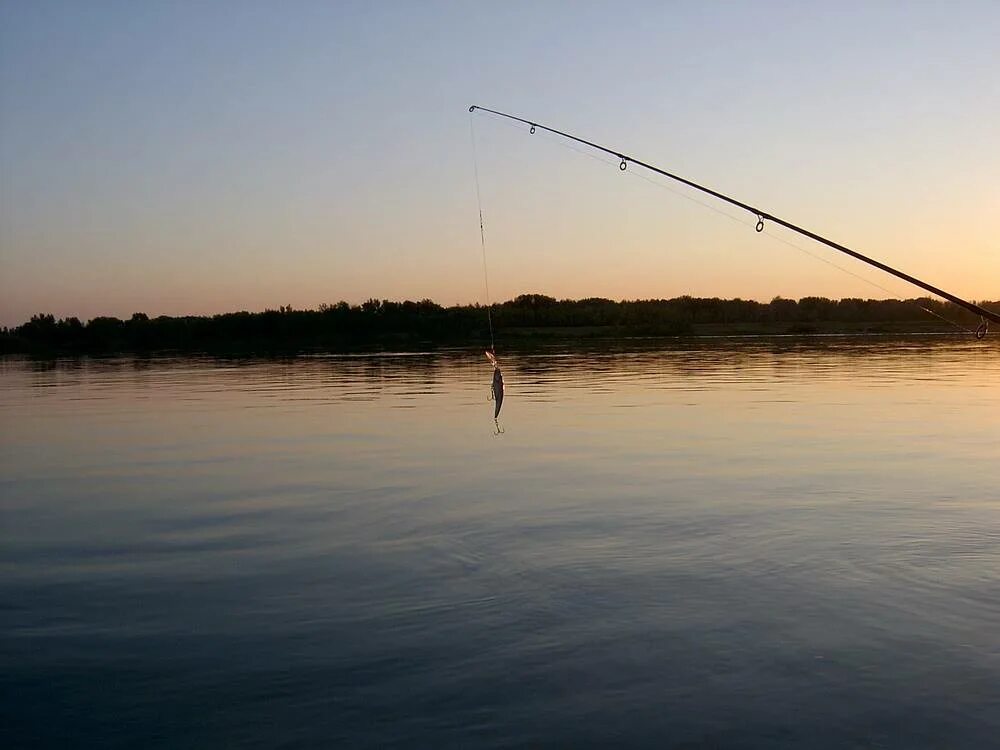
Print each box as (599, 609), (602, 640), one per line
(492, 364), (504, 419)
(486, 350), (504, 420)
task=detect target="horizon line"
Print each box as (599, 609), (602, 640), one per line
(6, 292), (999, 329)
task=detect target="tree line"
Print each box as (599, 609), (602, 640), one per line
(2, 294), (997, 354)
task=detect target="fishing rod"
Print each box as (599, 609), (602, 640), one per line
(469, 105), (998, 337)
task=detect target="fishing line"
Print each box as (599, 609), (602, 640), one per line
(604, 152), (979, 333)
(530, 123), (971, 331)
(498, 118), (909, 289)
(470, 114), (507, 432)
(469, 114), (495, 352)
(471, 105), (995, 336)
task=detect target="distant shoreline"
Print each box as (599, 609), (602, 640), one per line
(3, 294), (995, 356)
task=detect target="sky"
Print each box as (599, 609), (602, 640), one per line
(1, 0), (998, 325)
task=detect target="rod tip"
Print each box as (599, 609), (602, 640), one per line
(468, 105), (477, 113)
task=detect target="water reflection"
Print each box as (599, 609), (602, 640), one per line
(1, 336), (999, 748)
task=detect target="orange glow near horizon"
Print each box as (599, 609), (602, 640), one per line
(2, 3), (997, 326)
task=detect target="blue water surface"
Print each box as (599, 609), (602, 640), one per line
(2, 338), (999, 748)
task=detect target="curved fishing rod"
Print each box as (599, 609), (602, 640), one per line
(469, 105), (998, 336)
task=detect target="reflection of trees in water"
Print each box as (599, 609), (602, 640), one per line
(497, 334), (994, 387)
(10, 337), (995, 405)
(354, 353), (446, 393)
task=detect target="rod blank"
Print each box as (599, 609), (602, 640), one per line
(470, 105), (999, 329)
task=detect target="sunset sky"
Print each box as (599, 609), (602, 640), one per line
(1, 1), (998, 326)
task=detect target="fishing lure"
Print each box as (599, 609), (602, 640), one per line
(486, 349), (504, 433)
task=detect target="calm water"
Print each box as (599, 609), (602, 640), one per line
(2, 338), (999, 748)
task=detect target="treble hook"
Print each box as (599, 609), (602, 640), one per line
(976, 317), (989, 339)
(755, 214), (765, 233)
(493, 419), (505, 436)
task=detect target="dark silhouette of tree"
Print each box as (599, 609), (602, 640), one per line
(3, 295), (996, 355)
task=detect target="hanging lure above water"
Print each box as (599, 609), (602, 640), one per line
(469, 105), (998, 338)
(470, 117), (506, 433)
(486, 349), (504, 428)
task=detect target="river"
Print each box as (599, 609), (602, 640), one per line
(2, 336), (998, 748)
